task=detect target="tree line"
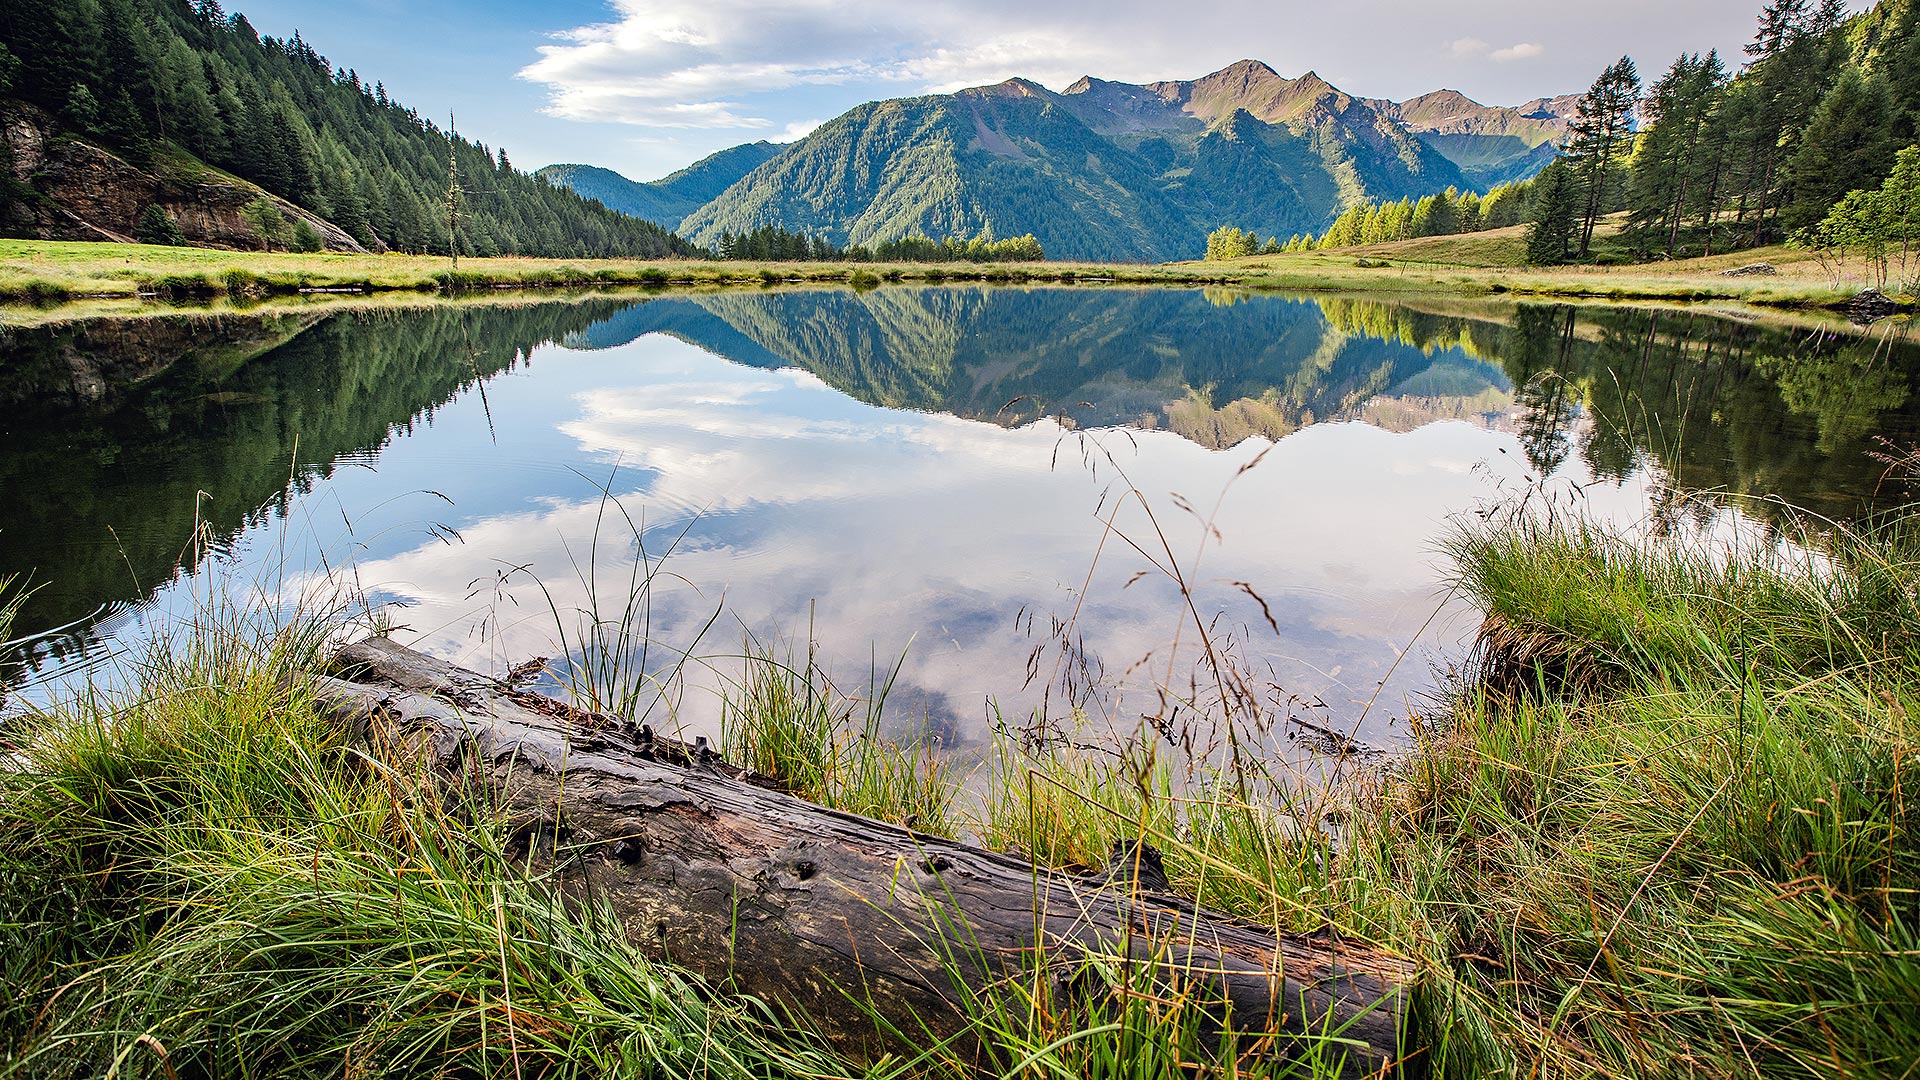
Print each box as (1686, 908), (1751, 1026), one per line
(1204, 0), (1917, 270)
(713, 225), (1045, 263)
(1531, 0), (1918, 264)
(0, 0), (698, 258)
(1204, 180), (1533, 259)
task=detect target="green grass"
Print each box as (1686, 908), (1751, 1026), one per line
(1199, 223), (1859, 309)
(1366, 504), (1920, 1077)
(0, 238), (1243, 309)
(5, 484), (1918, 1077)
(0, 592), (866, 1079)
(910, 500), (1920, 1078)
(0, 233), (1868, 323)
(719, 635), (956, 835)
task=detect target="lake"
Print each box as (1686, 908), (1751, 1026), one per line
(3, 287), (1916, 752)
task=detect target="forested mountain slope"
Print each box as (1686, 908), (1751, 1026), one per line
(0, 0), (696, 257)
(674, 61), (1472, 260)
(537, 142), (782, 228)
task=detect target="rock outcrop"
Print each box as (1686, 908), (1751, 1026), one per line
(0, 100), (371, 252)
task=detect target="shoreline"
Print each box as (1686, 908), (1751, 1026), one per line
(1, 237), (1898, 325)
(4, 499), (1916, 1078)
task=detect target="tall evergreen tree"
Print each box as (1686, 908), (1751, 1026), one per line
(1566, 56), (1642, 257)
(1785, 66), (1895, 231)
(1527, 159), (1581, 265)
(1626, 51), (1727, 255)
(1729, 0), (1854, 244)
(1869, 0), (1920, 142)
(0, 0), (696, 257)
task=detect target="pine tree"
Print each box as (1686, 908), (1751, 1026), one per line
(1481, 183), (1530, 229)
(1870, 0), (1920, 142)
(1, 0), (697, 257)
(1730, 0), (1850, 245)
(134, 204), (186, 245)
(1747, 0), (1809, 61)
(1205, 224), (1257, 260)
(1320, 204), (1368, 248)
(1456, 190), (1483, 232)
(1411, 192), (1459, 237)
(1626, 51), (1727, 255)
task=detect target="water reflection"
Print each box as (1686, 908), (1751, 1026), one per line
(2, 288), (1915, 743)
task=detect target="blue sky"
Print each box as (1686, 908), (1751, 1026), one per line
(232, 0), (1875, 182)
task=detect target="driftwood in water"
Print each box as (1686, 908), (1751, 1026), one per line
(315, 637), (1415, 1074)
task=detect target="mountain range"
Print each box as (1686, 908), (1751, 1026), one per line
(539, 61), (1578, 261)
(1365, 89), (1578, 187)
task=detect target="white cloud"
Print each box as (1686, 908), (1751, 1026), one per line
(775, 118), (823, 142)
(514, 0), (1768, 143)
(517, 0), (1195, 128)
(1491, 42), (1545, 62)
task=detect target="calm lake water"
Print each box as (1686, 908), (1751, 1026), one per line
(3, 287), (1916, 748)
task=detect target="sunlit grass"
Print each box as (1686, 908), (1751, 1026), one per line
(0, 602), (869, 1079)
(720, 634), (956, 835)
(0, 232), (1864, 321)
(6, 446), (1919, 1076)
(0, 238), (1237, 308)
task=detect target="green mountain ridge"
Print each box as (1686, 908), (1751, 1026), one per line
(545, 61), (1572, 261)
(677, 60), (1473, 260)
(535, 141), (783, 228)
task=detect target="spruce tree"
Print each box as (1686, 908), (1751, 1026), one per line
(1786, 67), (1894, 231)
(1527, 159), (1580, 265)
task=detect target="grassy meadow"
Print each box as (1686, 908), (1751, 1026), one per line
(1205, 223), (1870, 308)
(0, 228), (1884, 320)
(0, 238), (1241, 306)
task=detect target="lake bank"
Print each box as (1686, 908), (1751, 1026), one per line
(3, 494), (1915, 1078)
(0, 236), (1895, 322)
(2, 276), (1917, 1077)
(8, 288), (1914, 732)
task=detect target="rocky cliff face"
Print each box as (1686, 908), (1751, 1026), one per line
(0, 101), (368, 252)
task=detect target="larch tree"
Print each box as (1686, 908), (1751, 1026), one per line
(1626, 51), (1727, 255)
(1566, 56), (1642, 257)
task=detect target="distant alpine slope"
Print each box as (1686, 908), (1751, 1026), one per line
(540, 61), (1576, 261)
(536, 142), (783, 229)
(1365, 90), (1579, 188)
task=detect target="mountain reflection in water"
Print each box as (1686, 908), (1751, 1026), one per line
(2, 287), (1915, 747)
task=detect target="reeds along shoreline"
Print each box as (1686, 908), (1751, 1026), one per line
(2, 498), (1918, 1078)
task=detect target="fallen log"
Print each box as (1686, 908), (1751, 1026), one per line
(316, 637), (1416, 1074)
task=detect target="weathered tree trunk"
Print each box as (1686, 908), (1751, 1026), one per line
(316, 638), (1415, 1075)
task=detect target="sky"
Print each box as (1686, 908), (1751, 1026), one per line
(230, 0), (1877, 182)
